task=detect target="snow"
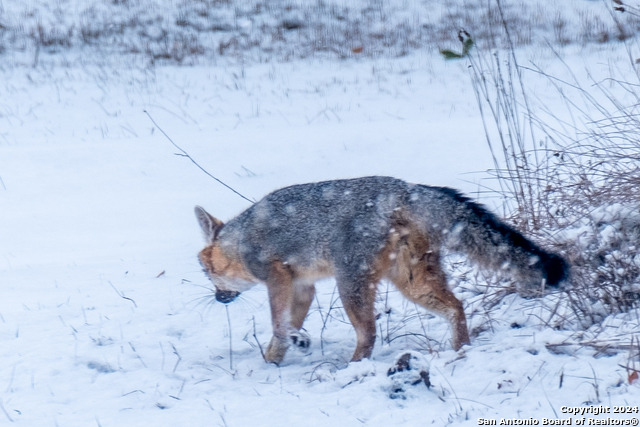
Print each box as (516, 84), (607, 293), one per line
(1, 0), (640, 425)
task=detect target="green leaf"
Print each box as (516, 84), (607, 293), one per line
(440, 49), (463, 60)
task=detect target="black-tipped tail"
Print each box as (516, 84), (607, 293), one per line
(540, 251), (570, 287)
(414, 185), (570, 292)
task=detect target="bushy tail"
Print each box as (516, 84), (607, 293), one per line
(410, 185), (569, 290)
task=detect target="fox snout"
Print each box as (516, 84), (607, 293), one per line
(215, 288), (240, 304)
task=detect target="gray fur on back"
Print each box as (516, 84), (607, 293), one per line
(217, 176), (568, 289)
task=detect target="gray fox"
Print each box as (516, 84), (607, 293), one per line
(195, 176), (569, 364)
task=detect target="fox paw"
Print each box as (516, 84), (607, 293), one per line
(289, 330), (311, 353)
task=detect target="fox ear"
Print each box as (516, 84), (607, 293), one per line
(194, 206), (224, 243)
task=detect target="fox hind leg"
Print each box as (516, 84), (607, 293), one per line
(390, 251), (470, 351)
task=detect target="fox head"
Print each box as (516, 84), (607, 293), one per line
(195, 206), (257, 303)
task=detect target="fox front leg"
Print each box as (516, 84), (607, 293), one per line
(289, 282), (315, 353)
(263, 263), (312, 364)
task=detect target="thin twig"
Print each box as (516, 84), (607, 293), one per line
(225, 305), (234, 371)
(432, 365), (464, 413)
(0, 398), (14, 423)
(252, 316), (266, 362)
(144, 110), (254, 204)
(171, 343), (182, 373)
(108, 281), (137, 308)
(589, 363), (600, 403)
(319, 286), (341, 356)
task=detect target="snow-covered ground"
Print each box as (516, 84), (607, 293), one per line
(1, 1), (639, 426)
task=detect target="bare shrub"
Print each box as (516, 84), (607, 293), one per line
(453, 2), (640, 328)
